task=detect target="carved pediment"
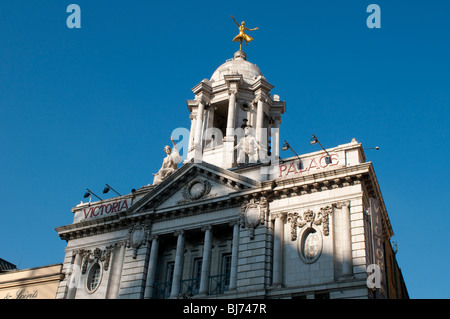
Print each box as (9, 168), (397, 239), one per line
(127, 161), (260, 215)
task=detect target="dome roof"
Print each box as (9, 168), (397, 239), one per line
(210, 50), (263, 83)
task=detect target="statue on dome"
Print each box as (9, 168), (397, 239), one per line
(231, 15), (259, 51)
(235, 126), (261, 164)
(152, 137), (181, 185)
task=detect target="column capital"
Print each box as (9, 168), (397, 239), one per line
(201, 224), (213, 232)
(252, 96), (262, 105)
(253, 93), (269, 105)
(174, 229), (185, 237)
(270, 211), (287, 222)
(335, 201), (350, 209)
(229, 219), (240, 227)
(228, 89), (238, 96)
(197, 99), (211, 108)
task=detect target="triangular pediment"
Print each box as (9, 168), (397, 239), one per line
(127, 161), (261, 215)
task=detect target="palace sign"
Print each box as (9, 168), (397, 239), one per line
(278, 154), (340, 178)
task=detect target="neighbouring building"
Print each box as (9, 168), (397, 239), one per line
(54, 48), (408, 299)
(0, 263), (63, 299)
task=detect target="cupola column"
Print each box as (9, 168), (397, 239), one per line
(255, 96), (264, 144)
(194, 101), (205, 161)
(272, 118), (280, 161)
(226, 90), (237, 138)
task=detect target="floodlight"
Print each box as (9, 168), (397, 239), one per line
(83, 188), (102, 201)
(103, 184), (121, 196)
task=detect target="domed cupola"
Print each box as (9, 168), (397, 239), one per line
(185, 50), (286, 175)
(210, 50), (263, 85)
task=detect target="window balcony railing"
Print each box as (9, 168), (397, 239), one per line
(180, 277), (200, 297)
(152, 274), (230, 299)
(209, 274), (230, 295)
(152, 281), (172, 299)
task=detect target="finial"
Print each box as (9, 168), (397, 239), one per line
(230, 15), (259, 51)
(234, 50), (247, 60)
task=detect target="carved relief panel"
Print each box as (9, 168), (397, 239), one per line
(287, 205), (333, 263)
(240, 197), (268, 239)
(127, 220), (152, 259)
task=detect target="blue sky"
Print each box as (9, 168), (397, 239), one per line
(0, 0), (448, 298)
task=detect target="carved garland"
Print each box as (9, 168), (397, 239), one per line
(80, 247), (113, 275)
(287, 205), (333, 241)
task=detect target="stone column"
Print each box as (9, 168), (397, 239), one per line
(66, 250), (83, 299)
(272, 212), (286, 286)
(106, 241), (126, 299)
(338, 201), (353, 278)
(228, 220), (240, 290)
(170, 230), (185, 298)
(199, 225), (213, 295)
(144, 235), (159, 299)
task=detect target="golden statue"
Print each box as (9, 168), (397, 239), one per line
(231, 15), (258, 50)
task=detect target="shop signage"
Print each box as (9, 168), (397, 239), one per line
(3, 289), (38, 299)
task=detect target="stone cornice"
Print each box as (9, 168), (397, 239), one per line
(250, 76), (274, 93)
(269, 162), (371, 191)
(191, 79), (212, 96)
(56, 161), (393, 241)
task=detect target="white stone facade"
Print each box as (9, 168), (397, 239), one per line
(55, 51), (404, 299)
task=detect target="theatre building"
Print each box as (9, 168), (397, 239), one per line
(55, 49), (408, 299)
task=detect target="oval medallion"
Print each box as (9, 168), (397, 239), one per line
(298, 227), (323, 264)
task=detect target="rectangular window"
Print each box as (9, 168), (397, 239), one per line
(165, 262), (175, 283)
(193, 258), (202, 279)
(221, 253), (232, 286)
